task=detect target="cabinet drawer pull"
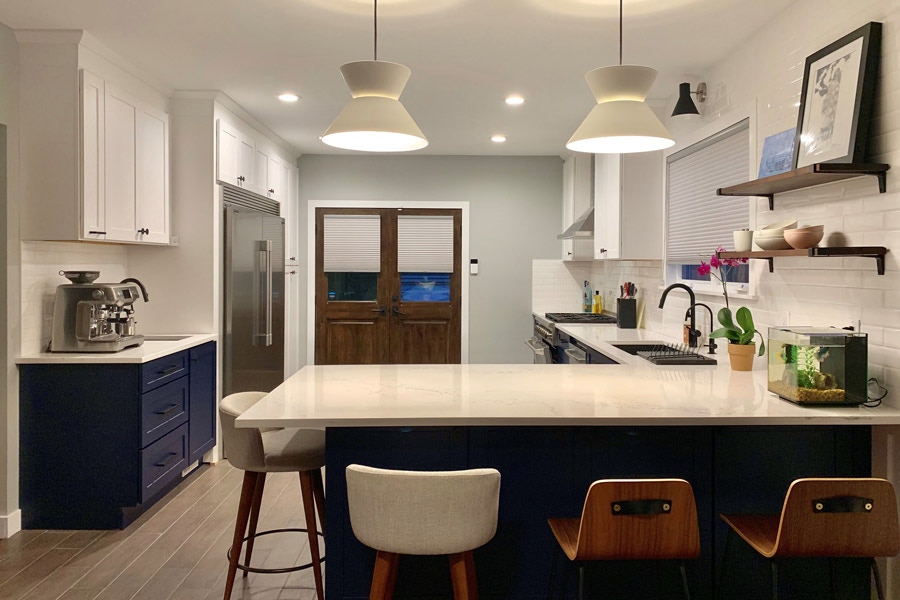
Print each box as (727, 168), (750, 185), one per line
(88, 230), (107, 235)
(157, 365), (181, 376)
(154, 403), (180, 416)
(154, 452), (179, 468)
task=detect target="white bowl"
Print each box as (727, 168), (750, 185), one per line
(761, 219), (798, 231)
(755, 235), (793, 250)
(755, 229), (787, 238)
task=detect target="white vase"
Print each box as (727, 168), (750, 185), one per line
(733, 230), (753, 252)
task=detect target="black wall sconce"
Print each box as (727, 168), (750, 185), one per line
(671, 82), (707, 117)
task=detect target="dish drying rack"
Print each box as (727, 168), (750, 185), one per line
(636, 344), (718, 366)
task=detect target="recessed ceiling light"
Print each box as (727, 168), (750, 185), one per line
(505, 95), (525, 106)
(491, 135), (507, 143)
(278, 93), (300, 103)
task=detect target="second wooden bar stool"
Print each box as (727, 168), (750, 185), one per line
(547, 478), (701, 599)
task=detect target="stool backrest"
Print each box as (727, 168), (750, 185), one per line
(774, 477), (900, 558)
(345, 464), (501, 556)
(573, 478), (700, 561)
(219, 392), (268, 472)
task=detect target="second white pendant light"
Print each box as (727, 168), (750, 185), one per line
(321, 0), (428, 152)
(567, 0), (674, 154)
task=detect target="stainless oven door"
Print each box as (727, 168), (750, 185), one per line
(525, 337), (552, 364)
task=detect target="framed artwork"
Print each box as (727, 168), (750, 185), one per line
(758, 128), (795, 178)
(793, 21), (881, 169)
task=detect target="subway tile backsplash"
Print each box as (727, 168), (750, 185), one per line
(21, 241), (128, 355)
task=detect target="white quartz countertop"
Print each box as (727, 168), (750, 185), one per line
(16, 334), (217, 364)
(237, 324), (900, 428)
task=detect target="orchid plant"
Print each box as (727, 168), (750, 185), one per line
(699, 248), (765, 356)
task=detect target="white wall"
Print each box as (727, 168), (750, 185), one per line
(298, 155), (562, 364)
(0, 20), (19, 537)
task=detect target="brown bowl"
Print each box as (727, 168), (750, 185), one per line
(784, 228), (824, 249)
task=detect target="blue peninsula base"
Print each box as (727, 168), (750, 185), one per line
(325, 425), (871, 600)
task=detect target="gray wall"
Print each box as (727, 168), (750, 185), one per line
(297, 155), (562, 364)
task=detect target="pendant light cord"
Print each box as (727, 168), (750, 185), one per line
(373, 0), (378, 61)
(618, 0), (623, 65)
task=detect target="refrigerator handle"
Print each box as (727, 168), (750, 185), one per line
(254, 240), (274, 347)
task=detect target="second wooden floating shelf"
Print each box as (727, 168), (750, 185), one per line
(718, 246), (888, 275)
(717, 163), (889, 210)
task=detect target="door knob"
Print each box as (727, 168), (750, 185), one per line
(372, 306), (386, 316)
(391, 307), (406, 317)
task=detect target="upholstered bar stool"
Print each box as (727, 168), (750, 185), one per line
(345, 464), (501, 600)
(219, 391), (326, 600)
(719, 477), (900, 600)
(547, 479), (701, 600)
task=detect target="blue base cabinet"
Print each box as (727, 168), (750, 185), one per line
(325, 425), (870, 600)
(19, 341), (216, 530)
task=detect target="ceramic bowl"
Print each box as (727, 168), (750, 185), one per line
(754, 235), (793, 250)
(761, 219), (798, 231)
(784, 227), (824, 249)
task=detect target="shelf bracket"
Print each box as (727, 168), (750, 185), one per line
(875, 254), (885, 275)
(878, 171), (887, 194)
(765, 195), (774, 211)
(766, 257), (774, 273)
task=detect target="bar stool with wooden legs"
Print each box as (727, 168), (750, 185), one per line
(219, 391), (326, 600)
(719, 477), (900, 600)
(547, 479), (701, 600)
(345, 464), (501, 600)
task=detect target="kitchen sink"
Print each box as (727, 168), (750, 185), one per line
(142, 335), (192, 341)
(610, 343), (718, 365)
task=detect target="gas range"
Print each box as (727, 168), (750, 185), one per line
(544, 312), (618, 324)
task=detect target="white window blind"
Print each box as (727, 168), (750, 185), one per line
(323, 214), (381, 272)
(666, 119), (750, 264)
(397, 215), (454, 273)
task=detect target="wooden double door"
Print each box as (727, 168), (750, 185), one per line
(315, 207), (462, 365)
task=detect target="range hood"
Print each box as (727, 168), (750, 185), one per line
(557, 205), (594, 240)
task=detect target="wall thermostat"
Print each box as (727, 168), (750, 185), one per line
(469, 258), (479, 275)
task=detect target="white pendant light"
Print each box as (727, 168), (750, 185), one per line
(321, 0), (427, 152)
(566, 0), (674, 154)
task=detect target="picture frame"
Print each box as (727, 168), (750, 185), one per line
(793, 21), (881, 169)
(758, 127), (795, 178)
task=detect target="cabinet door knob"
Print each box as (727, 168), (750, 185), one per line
(138, 228), (150, 235)
(599, 248), (607, 253)
(268, 188), (275, 194)
(88, 230), (107, 235)
(237, 175), (246, 183)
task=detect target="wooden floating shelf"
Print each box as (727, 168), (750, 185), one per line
(717, 163), (889, 210)
(718, 246), (888, 275)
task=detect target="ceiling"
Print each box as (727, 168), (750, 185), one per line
(0, 0), (796, 157)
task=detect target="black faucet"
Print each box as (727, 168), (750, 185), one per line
(658, 283), (699, 348)
(120, 278), (149, 302)
(685, 303), (716, 354)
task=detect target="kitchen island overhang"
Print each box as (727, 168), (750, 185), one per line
(236, 363), (897, 600)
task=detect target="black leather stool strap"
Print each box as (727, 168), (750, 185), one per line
(812, 495), (874, 513)
(611, 499), (672, 515)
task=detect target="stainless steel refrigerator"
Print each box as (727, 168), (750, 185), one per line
(223, 201), (285, 396)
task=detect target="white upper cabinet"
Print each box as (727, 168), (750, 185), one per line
(593, 151), (663, 260)
(217, 119), (255, 189)
(254, 146), (270, 196)
(19, 38), (170, 245)
(283, 163), (299, 264)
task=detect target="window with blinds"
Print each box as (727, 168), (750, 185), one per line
(397, 215), (454, 273)
(323, 214), (381, 272)
(666, 119), (750, 265)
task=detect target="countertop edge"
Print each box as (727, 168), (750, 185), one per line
(16, 334), (217, 364)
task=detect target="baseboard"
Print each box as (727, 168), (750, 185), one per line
(0, 510), (22, 539)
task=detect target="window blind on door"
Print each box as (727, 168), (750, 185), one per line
(666, 119), (750, 264)
(323, 214), (381, 272)
(397, 215), (454, 273)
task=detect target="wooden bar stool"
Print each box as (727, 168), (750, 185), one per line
(345, 464), (501, 600)
(547, 478), (700, 600)
(719, 477), (900, 600)
(219, 391), (326, 600)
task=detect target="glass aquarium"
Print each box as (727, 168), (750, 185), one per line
(767, 327), (868, 405)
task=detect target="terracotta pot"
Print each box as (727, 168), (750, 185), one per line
(727, 342), (756, 371)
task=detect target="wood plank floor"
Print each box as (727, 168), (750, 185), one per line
(0, 461), (321, 600)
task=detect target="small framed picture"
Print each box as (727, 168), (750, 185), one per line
(793, 22), (881, 169)
(758, 128), (795, 178)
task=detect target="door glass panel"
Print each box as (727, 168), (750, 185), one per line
(327, 272), (378, 301)
(400, 273), (450, 302)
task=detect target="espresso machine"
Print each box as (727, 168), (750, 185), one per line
(50, 272), (149, 352)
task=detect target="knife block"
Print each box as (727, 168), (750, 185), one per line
(616, 298), (637, 329)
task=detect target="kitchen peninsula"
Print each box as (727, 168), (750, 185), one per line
(238, 327), (900, 600)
